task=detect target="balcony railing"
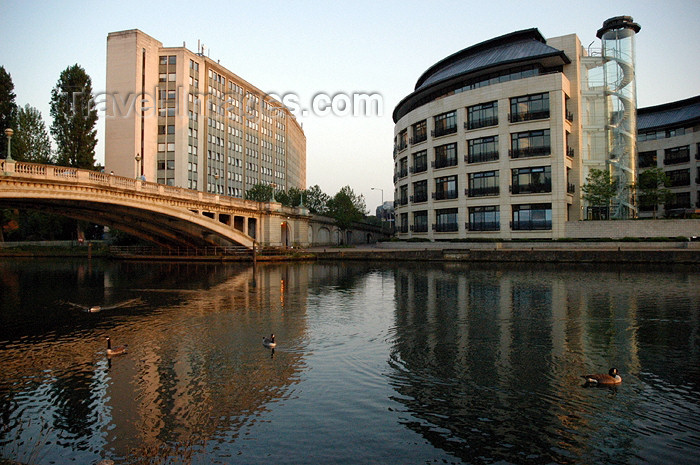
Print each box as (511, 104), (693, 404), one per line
(567, 183), (576, 194)
(467, 221), (500, 231)
(410, 134), (427, 144)
(464, 116), (498, 130)
(411, 224), (428, 233)
(566, 110), (574, 122)
(411, 163), (427, 174)
(664, 154), (690, 165)
(431, 125), (458, 138)
(508, 110), (550, 123)
(432, 190), (458, 200)
(466, 151), (499, 164)
(397, 140), (408, 152)
(509, 146), (550, 159)
(398, 225), (409, 233)
(510, 219), (552, 231)
(432, 158), (458, 169)
(433, 222), (459, 232)
(411, 193), (428, 203)
(567, 146), (575, 158)
(467, 186), (499, 197)
(399, 197), (409, 206)
(398, 169), (408, 179)
(510, 182), (552, 195)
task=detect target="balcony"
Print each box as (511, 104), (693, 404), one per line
(467, 186), (499, 197)
(432, 158), (458, 169)
(398, 225), (409, 234)
(431, 125), (457, 138)
(433, 222), (459, 232)
(467, 221), (500, 232)
(411, 224), (428, 233)
(510, 182), (552, 195)
(432, 190), (458, 201)
(566, 111), (574, 122)
(567, 183), (576, 194)
(510, 219), (552, 231)
(399, 197), (408, 206)
(466, 151), (499, 164)
(464, 116), (498, 130)
(397, 140), (408, 152)
(509, 146), (550, 159)
(397, 169), (408, 179)
(410, 134), (427, 145)
(411, 193), (428, 203)
(567, 146), (575, 158)
(508, 110), (550, 123)
(411, 164), (427, 174)
(664, 154), (690, 165)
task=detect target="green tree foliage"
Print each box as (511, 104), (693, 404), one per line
(13, 104), (54, 163)
(581, 168), (617, 209)
(288, 187), (303, 207)
(0, 65), (17, 157)
(636, 167), (673, 219)
(244, 183), (274, 202)
(50, 64), (98, 169)
(304, 185), (330, 215)
(326, 185), (367, 231)
(274, 189), (291, 206)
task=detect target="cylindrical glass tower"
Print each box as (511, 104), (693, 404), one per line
(597, 16), (641, 219)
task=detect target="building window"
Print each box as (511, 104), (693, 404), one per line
(638, 150), (657, 168)
(466, 101), (498, 129)
(168, 55), (176, 65)
(412, 180), (428, 203)
(398, 157), (408, 178)
(432, 111), (457, 137)
(167, 125), (175, 134)
(469, 206), (500, 231)
(665, 192), (691, 210)
(397, 129), (408, 151)
(511, 166), (552, 194)
(434, 175), (458, 200)
(666, 168), (690, 187)
(399, 185), (408, 206)
(468, 170), (499, 197)
(510, 129), (550, 158)
(512, 203), (552, 230)
(433, 143), (458, 169)
(467, 136), (499, 163)
(509, 93), (549, 122)
(664, 146), (690, 165)
(399, 213), (408, 233)
(434, 208), (458, 232)
(412, 210), (428, 232)
(411, 120), (427, 144)
(412, 150), (427, 173)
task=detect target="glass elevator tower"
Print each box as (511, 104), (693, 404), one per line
(597, 16), (641, 219)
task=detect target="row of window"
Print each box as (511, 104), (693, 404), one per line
(395, 130), (555, 180)
(397, 204), (553, 233)
(396, 166), (556, 205)
(638, 144), (700, 168)
(396, 92), (553, 151)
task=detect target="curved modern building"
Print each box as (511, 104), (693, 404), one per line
(392, 28), (583, 240)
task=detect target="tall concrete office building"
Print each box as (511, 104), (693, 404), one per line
(105, 30), (306, 198)
(392, 16), (642, 240)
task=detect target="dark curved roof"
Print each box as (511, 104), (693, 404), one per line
(637, 95), (700, 132)
(393, 29), (571, 123)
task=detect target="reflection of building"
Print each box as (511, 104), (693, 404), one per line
(105, 30), (306, 197)
(392, 17), (645, 239)
(636, 96), (700, 217)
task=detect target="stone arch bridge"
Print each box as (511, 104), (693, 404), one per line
(0, 161), (388, 250)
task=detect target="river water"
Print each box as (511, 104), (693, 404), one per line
(0, 258), (698, 464)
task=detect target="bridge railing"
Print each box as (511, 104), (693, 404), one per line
(109, 245), (252, 257)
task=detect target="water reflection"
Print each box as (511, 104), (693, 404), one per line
(389, 263), (700, 464)
(0, 260), (699, 464)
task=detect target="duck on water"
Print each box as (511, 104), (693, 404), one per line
(582, 368), (622, 386)
(263, 334), (276, 348)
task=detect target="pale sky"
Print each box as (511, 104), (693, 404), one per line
(2, 0), (699, 211)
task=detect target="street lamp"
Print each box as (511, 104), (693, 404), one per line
(4, 128), (14, 162)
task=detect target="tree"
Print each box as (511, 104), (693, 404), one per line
(245, 183), (274, 202)
(0, 66), (17, 157)
(636, 167), (673, 219)
(13, 105), (54, 163)
(304, 184), (330, 215)
(274, 189), (291, 206)
(288, 186), (303, 208)
(326, 185), (367, 232)
(50, 64), (98, 169)
(581, 168), (617, 219)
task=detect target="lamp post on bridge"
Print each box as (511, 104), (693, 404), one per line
(4, 128), (14, 162)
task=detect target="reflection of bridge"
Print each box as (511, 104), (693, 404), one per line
(0, 161), (311, 249)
